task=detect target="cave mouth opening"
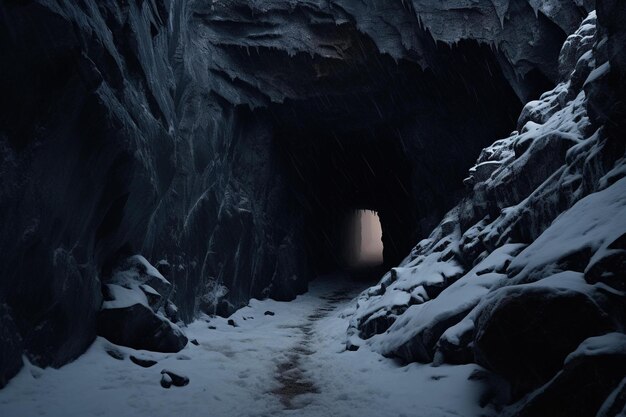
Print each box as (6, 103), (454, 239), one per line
(273, 123), (418, 282)
(341, 209), (388, 280)
(262, 33), (528, 288)
(345, 210), (384, 268)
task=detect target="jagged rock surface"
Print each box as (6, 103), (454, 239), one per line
(350, 8), (626, 414)
(0, 0), (608, 389)
(98, 255), (187, 352)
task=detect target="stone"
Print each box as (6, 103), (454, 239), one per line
(130, 355), (158, 368)
(161, 370), (189, 387)
(473, 286), (615, 398)
(97, 304), (187, 353)
(346, 343), (360, 352)
(264, 311), (275, 316)
(160, 373), (172, 389)
(389, 307), (472, 364)
(509, 334), (626, 417)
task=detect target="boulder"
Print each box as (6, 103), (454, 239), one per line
(130, 355), (158, 368)
(97, 304), (187, 353)
(160, 373), (172, 389)
(161, 370), (189, 387)
(473, 275), (616, 398)
(509, 333), (626, 417)
(389, 306), (472, 363)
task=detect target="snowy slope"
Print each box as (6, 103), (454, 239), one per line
(0, 277), (498, 417)
(350, 10), (626, 414)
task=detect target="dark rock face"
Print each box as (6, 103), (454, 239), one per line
(509, 334), (626, 417)
(473, 284), (615, 398)
(0, 0), (173, 375)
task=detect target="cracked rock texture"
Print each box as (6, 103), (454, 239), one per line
(350, 6), (626, 414)
(0, 0), (612, 390)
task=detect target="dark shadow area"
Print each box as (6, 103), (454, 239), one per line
(275, 126), (416, 274)
(265, 36), (525, 281)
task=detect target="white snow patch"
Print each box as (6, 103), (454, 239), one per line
(0, 277), (496, 417)
(565, 333), (626, 365)
(509, 177), (626, 278)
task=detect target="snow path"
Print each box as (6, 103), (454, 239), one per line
(0, 275), (494, 417)
(271, 285), (356, 409)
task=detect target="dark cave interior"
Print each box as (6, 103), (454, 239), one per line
(264, 36), (544, 281)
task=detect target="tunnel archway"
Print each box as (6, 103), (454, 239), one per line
(264, 36), (524, 284)
(273, 122), (418, 278)
(344, 210), (384, 269)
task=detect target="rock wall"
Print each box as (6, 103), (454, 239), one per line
(0, 0), (599, 387)
(350, 5), (626, 414)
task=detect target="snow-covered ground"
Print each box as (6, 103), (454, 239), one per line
(0, 275), (495, 417)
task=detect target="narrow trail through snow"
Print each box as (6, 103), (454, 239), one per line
(272, 286), (356, 409)
(0, 274), (494, 417)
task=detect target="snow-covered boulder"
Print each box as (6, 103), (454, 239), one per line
(97, 304), (187, 353)
(351, 9), (626, 412)
(366, 244), (524, 363)
(109, 255), (173, 308)
(507, 333), (626, 417)
(98, 255), (187, 353)
(473, 272), (617, 398)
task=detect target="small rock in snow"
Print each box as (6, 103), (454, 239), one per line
(129, 355), (157, 368)
(264, 311), (275, 316)
(161, 370), (189, 387)
(105, 348), (125, 361)
(227, 319), (238, 327)
(160, 373), (172, 389)
(346, 343), (360, 352)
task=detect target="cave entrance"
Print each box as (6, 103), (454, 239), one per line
(345, 210), (384, 269)
(261, 31), (525, 288)
(273, 122), (418, 282)
(341, 209), (388, 281)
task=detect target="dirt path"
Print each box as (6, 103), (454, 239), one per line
(271, 287), (356, 409)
